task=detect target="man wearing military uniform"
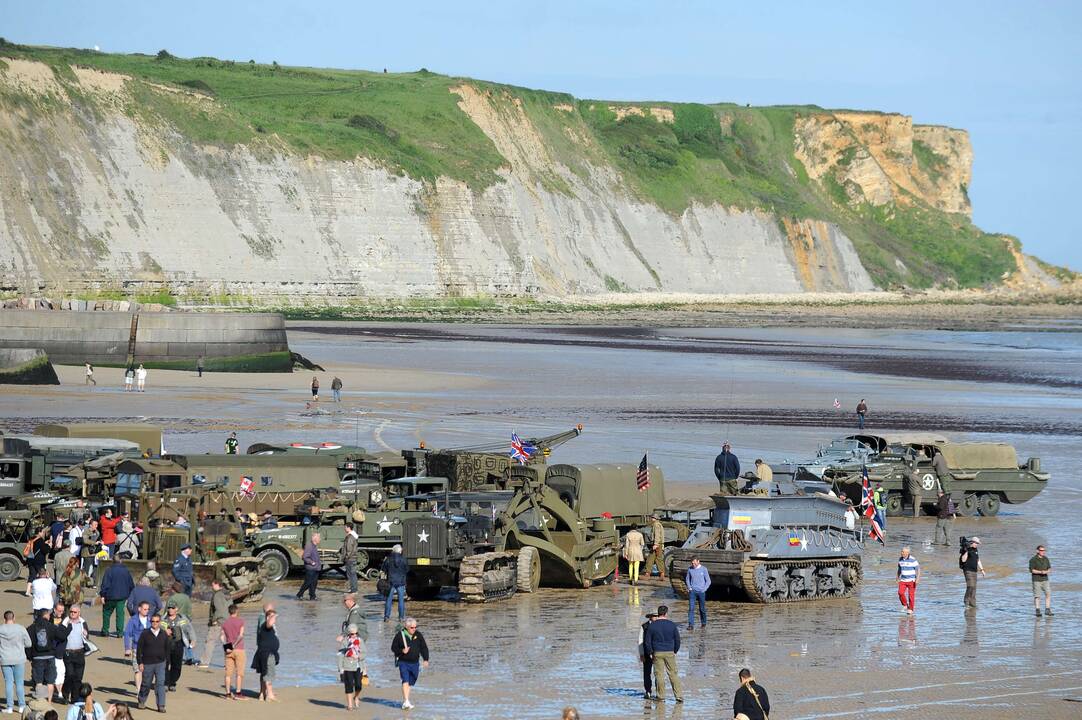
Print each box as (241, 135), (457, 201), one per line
(645, 515), (666, 580)
(931, 450), (952, 495)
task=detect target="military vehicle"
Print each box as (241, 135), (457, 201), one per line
(667, 493), (863, 603)
(248, 476), (450, 581)
(35, 423), (165, 456)
(0, 435), (141, 502)
(401, 465), (647, 603)
(823, 437), (1048, 517)
(112, 481), (265, 602)
(0, 510), (36, 581)
(409, 425), (584, 491)
(246, 442), (412, 491)
(770, 436), (879, 482)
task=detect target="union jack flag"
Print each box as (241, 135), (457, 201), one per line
(860, 465), (885, 544)
(636, 453), (650, 491)
(510, 433), (536, 465)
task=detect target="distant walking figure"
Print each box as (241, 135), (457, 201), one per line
(136, 364), (147, 392)
(225, 432), (239, 455)
(84, 362), (96, 386)
(331, 376), (343, 403)
(856, 399), (868, 429)
(124, 366), (134, 392)
(196, 355), (205, 378)
(311, 376), (320, 401)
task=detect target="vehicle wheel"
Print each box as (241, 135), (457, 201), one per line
(516, 546), (541, 593)
(956, 494), (978, 517)
(355, 550), (370, 574)
(364, 567), (381, 581)
(884, 493), (904, 517)
(257, 549), (290, 582)
(0, 554), (21, 582)
(977, 494), (1001, 517)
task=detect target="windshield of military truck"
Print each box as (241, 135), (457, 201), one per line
(0, 461), (20, 481)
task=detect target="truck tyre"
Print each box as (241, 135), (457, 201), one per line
(884, 493), (904, 517)
(977, 494), (1001, 517)
(257, 548), (290, 582)
(516, 546), (541, 593)
(957, 494), (977, 516)
(0, 553), (21, 582)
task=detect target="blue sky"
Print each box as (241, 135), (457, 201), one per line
(5, 1), (1080, 269)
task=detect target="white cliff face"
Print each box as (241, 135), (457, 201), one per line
(0, 60), (874, 301)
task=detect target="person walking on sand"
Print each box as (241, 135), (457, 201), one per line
(391, 617), (429, 711)
(1030, 544), (1053, 617)
(251, 608), (279, 702)
(685, 557), (710, 630)
(295, 533), (321, 601)
(733, 668), (770, 720)
(84, 363), (96, 387)
(623, 527), (646, 586)
(337, 624), (365, 709)
(643, 605), (682, 703)
(136, 614), (168, 712)
(124, 366), (134, 392)
(196, 356), (205, 378)
(646, 515), (666, 580)
(897, 545), (920, 615)
(960, 537), (985, 609)
(59, 606), (88, 704)
(224, 432), (239, 455)
(856, 399), (868, 429)
(637, 612), (657, 699)
(135, 365), (147, 393)
(220, 604), (245, 700)
(198, 579), (230, 669)
(0, 609), (31, 713)
(28, 609), (66, 707)
(381, 545), (408, 622)
(310, 376), (320, 401)
(99, 556), (134, 638)
(934, 490), (954, 546)
(331, 376), (343, 403)
(161, 601), (193, 691)
(123, 602), (151, 697)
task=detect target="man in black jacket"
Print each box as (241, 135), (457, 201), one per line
(137, 614), (170, 712)
(381, 545), (409, 622)
(643, 605), (682, 703)
(714, 443), (741, 494)
(733, 668), (769, 720)
(390, 617), (429, 711)
(28, 608), (68, 703)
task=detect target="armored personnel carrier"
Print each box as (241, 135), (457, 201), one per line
(667, 493), (863, 603)
(824, 438), (1048, 517)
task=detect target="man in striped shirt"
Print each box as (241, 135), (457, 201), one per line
(896, 546), (920, 614)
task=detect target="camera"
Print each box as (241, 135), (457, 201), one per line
(958, 536), (969, 551)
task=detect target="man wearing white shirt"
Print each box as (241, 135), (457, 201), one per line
(30, 570), (56, 613)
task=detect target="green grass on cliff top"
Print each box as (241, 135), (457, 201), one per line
(0, 41), (1024, 288)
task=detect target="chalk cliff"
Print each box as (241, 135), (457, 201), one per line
(0, 47), (1059, 303)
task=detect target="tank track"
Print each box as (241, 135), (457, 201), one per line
(740, 557), (862, 604)
(458, 551), (518, 603)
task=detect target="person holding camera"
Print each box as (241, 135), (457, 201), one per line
(959, 537), (985, 608)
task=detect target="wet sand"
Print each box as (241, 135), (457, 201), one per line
(2, 322), (1081, 718)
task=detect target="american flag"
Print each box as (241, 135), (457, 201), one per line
(510, 433), (536, 465)
(859, 465), (885, 544)
(238, 476), (255, 500)
(636, 453), (650, 492)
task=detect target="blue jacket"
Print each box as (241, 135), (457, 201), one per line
(123, 613), (151, 652)
(172, 554), (194, 585)
(686, 564), (711, 593)
(644, 618), (681, 655)
(99, 563), (135, 601)
(381, 553), (408, 586)
(126, 585), (162, 616)
(714, 451), (740, 481)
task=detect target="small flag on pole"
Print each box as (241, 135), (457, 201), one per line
(238, 476), (255, 500)
(510, 433), (536, 466)
(833, 398), (841, 409)
(636, 453), (650, 492)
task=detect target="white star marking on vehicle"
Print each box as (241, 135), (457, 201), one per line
(594, 559), (600, 570)
(418, 529), (430, 543)
(377, 516), (394, 534)
(800, 531), (808, 551)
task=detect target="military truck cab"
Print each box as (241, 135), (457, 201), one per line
(0, 435), (140, 502)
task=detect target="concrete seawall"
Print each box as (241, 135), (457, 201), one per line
(0, 311), (291, 371)
(0, 347), (59, 384)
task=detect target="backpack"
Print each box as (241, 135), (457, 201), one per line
(33, 625), (50, 654)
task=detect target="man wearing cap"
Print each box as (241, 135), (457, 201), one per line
(259, 511), (278, 531)
(714, 443), (741, 495)
(637, 612), (657, 699)
(172, 545), (194, 596)
(959, 537), (986, 608)
(162, 600), (194, 691)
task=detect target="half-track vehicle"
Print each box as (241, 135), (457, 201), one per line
(248, 476), (449, 581)
(824, 437), (1047, 517)
(667, 493), (863, 603)
(0, 435), (141, 503)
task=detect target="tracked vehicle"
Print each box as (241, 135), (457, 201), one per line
(667, 493), (863, 604)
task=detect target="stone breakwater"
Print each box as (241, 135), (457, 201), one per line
(2, 296), (173, 312)
(0, 310), (291, 372)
